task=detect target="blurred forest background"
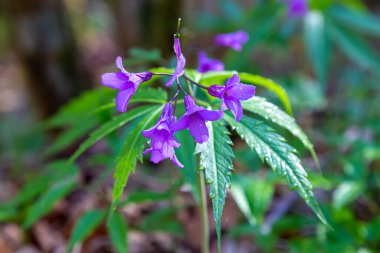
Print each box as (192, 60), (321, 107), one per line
(1, 0), (380, 252)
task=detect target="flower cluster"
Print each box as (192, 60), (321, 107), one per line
(101, 32), (255, 167)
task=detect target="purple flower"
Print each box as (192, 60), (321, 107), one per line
(166, 37), (186, 86)
(288, 0), (308, 17)
(101, 56), (152, 112)
(197, 51), (225, 73)
(142, 103), (183, 168)
(208, 74), (255, 122)
(171, 96), (223, 144)
(214, 30), (249, 52)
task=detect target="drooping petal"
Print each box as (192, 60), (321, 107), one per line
(115, 87), (135, 112)
(101, 72), (130, 90)
(170, 115), (189, 132)
(116, 56), (128, 73)
(171, 154), (184, 168)
(150, 149), (165, 164)
(188, 114), (209, 143)
(225, 98), (243, 122)
(227, 83), (256, 100)
(198, 109), (223, 121)
(225, 74), (240, 87)
(214, 30), (249, 52)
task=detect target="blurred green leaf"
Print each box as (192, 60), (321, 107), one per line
(329, 6), (380, 37)
(141, 207), (183, 235)
(69, 105), (157, 163)
(225, 115), (328, 226)
(23, 176), (77, 229)
(304, 11), (329, 84)
(107, 212), (128, 253)
(329, 23), (380, 71)
(175, 130), (199, 203)
(196, 121), (234, 252)
(67, 209), (105, 252)
(333, 181), (365, 209)
(112, 105), (164, 209)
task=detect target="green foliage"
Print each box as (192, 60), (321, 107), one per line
(107, 213), (128, 253)
(242, 96), (319, 168)
(69, 105), (157, 163)
(67, 209), (106, 252)
(224, 114), (327, 226)
(196, 121), (234, 251)
(112, 105), (164, 209)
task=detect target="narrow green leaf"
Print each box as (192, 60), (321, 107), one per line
(129, 87), (167, 104)
(199, 71), (293, 115)
(107, 212), (128, 253)
(23, 177), (77, 229)
(112, 105), (164, 209)
(329, 6), (380, 37)
(329, 23), (380, 71)
(175, 130), (199, 203)
(225, 115), (328, 226)
(195, 121), (234, 252)
(303, 11), (329, 84)
(242, 96), (319, 169)
(67, 209), (105, 252)
(69, 105), (156, 163)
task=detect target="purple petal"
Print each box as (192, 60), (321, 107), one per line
(116, 56), (128, 73)
(170, 115), (189, 132)
(188, 115), (209, 143)
(214, 30), (249, 52)
(197, 51), (225, 73)
(101, 72), (130, 90)
(150, 149), (165, 164)
(225, 99), (243, 121)
(166, 38), (186, 87)
(198, 109), (223, 121)
(225, 74), (240, 87)
(227, 84), (256, 100)
(208, 85), (225, 98)
(143, 147), (153, 155)
(174, 37), (182, 57)
(171, 154), (184, 168)
(115, 87), (135, 112)
(142, 126), (156, 138)
(288, 0), (308, 17)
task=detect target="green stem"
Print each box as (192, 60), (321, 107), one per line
(197, 170), (209, 253)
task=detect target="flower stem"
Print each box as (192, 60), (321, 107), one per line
(183, 74), (209, 89)
(197, 170), (209, 253)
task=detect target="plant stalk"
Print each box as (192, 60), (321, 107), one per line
(197, 170), (209, 253)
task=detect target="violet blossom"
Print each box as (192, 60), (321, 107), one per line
(171, 96), (223, 144)
(214, 30), (249, 52)
(142, 103), (183, 168)
(197, 51), (225, 73)
(101, 57), (152, 112)
(166, 37), (186, 86)
(208, 74), (255, 122)
(288, 0), (308, 17)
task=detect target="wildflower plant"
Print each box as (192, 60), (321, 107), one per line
(68, 19), (327, 252)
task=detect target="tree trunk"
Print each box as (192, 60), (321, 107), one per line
(2, 0), (91, 117)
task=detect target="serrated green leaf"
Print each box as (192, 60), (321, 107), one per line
(329, 23), (380, 71)
(199, 71), (293, 115)
(195, 121), (234, 252)
(304, 11), (329, 84)
(224, 115), (328, 226)
(67, 209), (105, 252)
(107, 212), (128, 253)
(112, 105), (164, 209)
(23, 176), (77, 229)
(242, 96), (319, 169)
(69, 105), (157, 163)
